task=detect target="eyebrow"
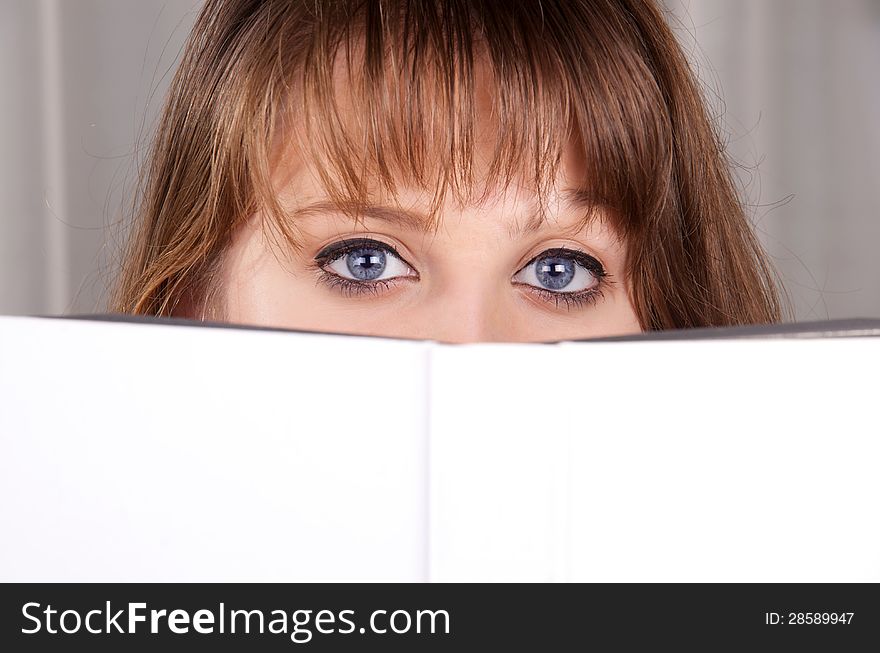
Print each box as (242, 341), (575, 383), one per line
(293, 201), (429, 231)
(291, 188), (603, 237)
(513, 188), (604, 237)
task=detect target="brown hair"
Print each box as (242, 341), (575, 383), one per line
(111, 0), (786, 329)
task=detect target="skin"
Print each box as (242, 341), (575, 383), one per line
(218, 57), (642, 343)
(218, 177), (642, 342)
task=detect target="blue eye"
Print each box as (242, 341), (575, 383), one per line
(534, 255), (576, 290)
(315, 239), (414, 283)
(513, 248), (605, 293)
(344, 247), (387, 280)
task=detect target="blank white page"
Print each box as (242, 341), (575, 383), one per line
(429, 337), (880, 582)
(0, 316), (429, 581)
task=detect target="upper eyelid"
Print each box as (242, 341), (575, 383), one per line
(520, 247), (607, 276)
(314, 237), (407, 263)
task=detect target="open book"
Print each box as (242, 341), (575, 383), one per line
(1, 315), (878, 582)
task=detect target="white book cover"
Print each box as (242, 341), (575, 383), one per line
(0, 316), (429, 582)
(1, 315), (879, 582)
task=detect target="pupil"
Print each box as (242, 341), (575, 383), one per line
(535, 256), (574, 290)
(346, 247), (386, 281)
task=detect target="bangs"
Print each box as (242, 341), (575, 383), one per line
(251, 0), (675, 240)
(118, 0), (783, 327)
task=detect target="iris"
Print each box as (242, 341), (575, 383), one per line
(534, 255), (575, 290)
(346, 247), (386, 281)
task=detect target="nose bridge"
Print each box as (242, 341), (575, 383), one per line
(422, 214), (515, 343)
(429, 281), (509, 343)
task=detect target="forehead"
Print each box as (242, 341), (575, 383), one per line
(265, 28), (607, 235)
(277, 69), (600, 230)
(270, 140), (605, 242)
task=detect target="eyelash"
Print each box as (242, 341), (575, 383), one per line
(314, 273), (399, 298)
(525, 285), (607, 310)
(310, 238), (415, 298)
(513, 247), (610, 311)
(311, 239), (610, 310)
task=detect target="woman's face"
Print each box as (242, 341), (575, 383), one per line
(218, 170), (641, 342)
(217, 57), (642, 343)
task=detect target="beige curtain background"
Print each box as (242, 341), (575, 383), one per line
(664, 0), (880, 321)
(1, 0), (878, 321)
(0, 0), (198, 316)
